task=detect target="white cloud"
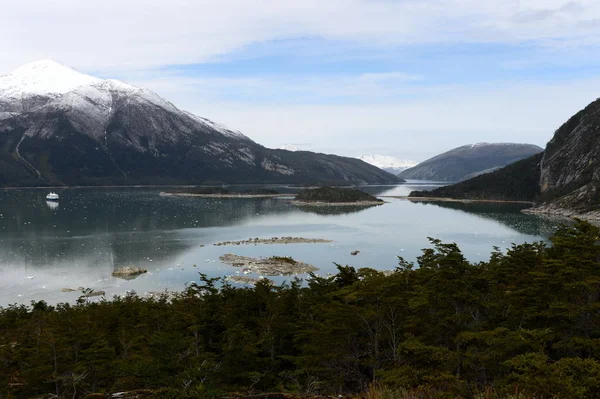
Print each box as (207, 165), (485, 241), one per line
(121, 72), (427, 105)
(1, 0), (599, 161)
(156, 75), (600, 161)
(1, 0), (600, 72)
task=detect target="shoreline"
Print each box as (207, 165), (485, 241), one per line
(1, 184), (200, 190)
(386, 196), (534, 205)
(0, 183), (376, 190)
(292, 200), (386, 207)
(160, 192), (289, 198)
(522, 207), (600, 222)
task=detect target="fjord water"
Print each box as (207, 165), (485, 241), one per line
(0, 184), (561, 306)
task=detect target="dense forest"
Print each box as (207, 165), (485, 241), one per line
(409, 153), (543, 202)
(3, 221), (600, 398)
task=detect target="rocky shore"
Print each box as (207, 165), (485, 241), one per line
(390, 196), (533, 204)
(522, 205), (600, 222)
(214, 237), (333, 246)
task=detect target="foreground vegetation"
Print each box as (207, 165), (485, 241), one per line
(3, 221), (600, 398)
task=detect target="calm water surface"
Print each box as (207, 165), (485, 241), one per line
(0, 183), (564, 306)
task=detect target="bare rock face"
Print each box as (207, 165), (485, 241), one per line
(540, 98), (600, 193)
(536, 98), (600, 215)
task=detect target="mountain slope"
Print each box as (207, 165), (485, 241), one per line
(530, 97), (600, 217)
(358, 154), (417, 175)
(398, 143), (543, 181)
(0, 60), (398, 187)
(408, 96), (600, 219)
(409, 153), (543, 202)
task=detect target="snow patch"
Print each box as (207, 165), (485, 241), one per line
(279, 144), (299, 151)
(261, 159), (295, 175)
(466, 142), (530, 150)
(0, 60), (100, 98)
(359, 154), (417, 170)
(201, 142), (230, 156)
(237, 148), (256, 165)
(0, 60), (252, 143)
(183, 111), (248, 140)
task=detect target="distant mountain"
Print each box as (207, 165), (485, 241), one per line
(398, 143), (543, 181)
(358, 154), (417, 175)
(408, 96), (600, 220)
(0, 60), (399, 187)
(410, 153), (543, 202)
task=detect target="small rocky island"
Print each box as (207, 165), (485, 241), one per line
(112, 266), (148, 280)
(220, 254), (318, 276)
(293, 186), (385, 206)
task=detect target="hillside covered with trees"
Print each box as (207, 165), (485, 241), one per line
(398, 143), (543, 182)
(410, 153), (543, 202)
(2, 220), (600, 398)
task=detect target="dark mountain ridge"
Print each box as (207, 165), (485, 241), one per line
(0, 61), (399, 187)
(410, 153), (542, 202)
(399, 142), (543, 181)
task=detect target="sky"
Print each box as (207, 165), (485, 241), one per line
(1, 0), (600, 162)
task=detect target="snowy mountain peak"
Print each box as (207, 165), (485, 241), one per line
(0, 59), (100, 98)
(359, 155), (417, 169)
(0, 60), (249, 141)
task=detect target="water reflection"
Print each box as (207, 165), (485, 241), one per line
(294, 204), (381, 216)
(0, 186), (564, 306)
(358, 180), (446, 197)
(412, 201), (568, 238)
(0, 189), (296, 239)
(45, 201), (59, 210)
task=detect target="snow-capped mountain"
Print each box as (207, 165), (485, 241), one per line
(0, 60), (399, 187)
(0, 60), (100, 99)
(358, 154), (417, 175)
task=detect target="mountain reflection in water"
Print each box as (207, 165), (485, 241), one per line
(0, 186), (569, 305)
(411, 201), (567, 238)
